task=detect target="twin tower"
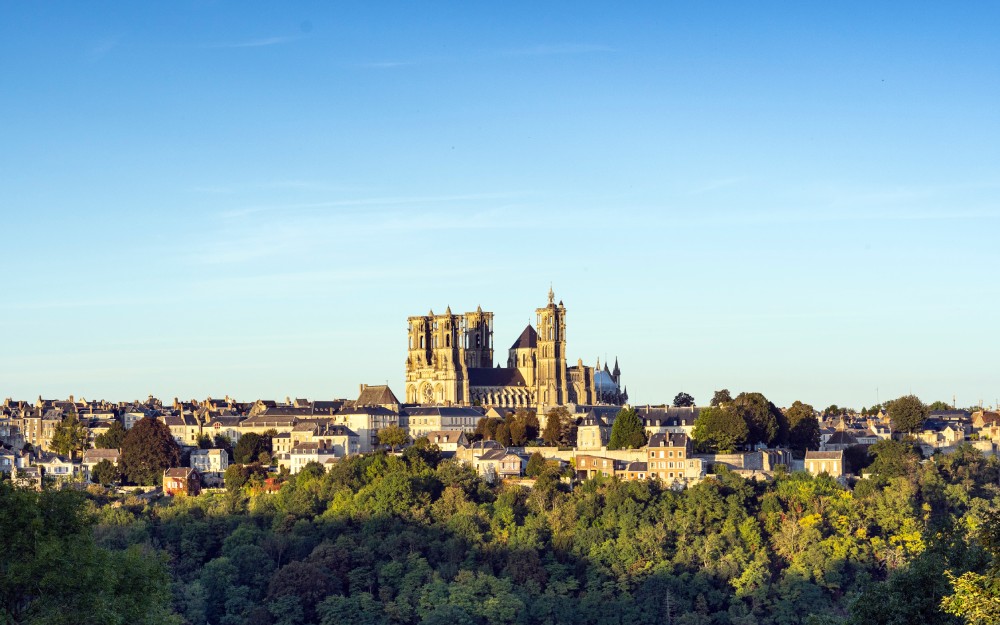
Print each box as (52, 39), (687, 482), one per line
(405, 289), (625, 411)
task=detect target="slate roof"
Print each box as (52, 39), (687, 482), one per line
(636, 406), (700, 427)
(625, 461), (648, 472)
(468, 367), (528, 387)
(356, 385), (401, 407)
(425, 430), (466, 444)
(825, 431), (858, 445)
(510, 325), (538, 350)
(405, 406), (485, 418)
(805, 451), (844, 460)
(648, 433), (690, 448)
(164, 467), (196, 478)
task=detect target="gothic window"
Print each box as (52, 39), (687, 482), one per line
(476, 335), (481, 347)
(409, 337), (413, 349)
(419, 336), (425, 348)
(548, 327), (553, 340)
(433, 336), (437, 348)
(446, 334), (450, 347)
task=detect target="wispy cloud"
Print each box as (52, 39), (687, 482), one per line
(501, 43), (614, 57)
(200, 35), (301, 49)
(86, 37), (119, 63)
(687, 176), (750, 196)
(356, 60), (418, 69)
(218, 192), (523, 218)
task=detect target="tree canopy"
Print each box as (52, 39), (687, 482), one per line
(608, 407), (647, 450)
(376, 425), (410, 451)
(94, 420), (127, 449)
(542, 407), (575, 447)
(120, 416), (181, 485)
(732, 392), (787, 446)
(889, 394), (928, 433)
(692, 405), (749, 452)
(50, 413), (89, 459)
(234, 432), (271, 464)
(710, 389), (732, 407)
(785, 401), (820, 456)
(673, 392), (695, 407)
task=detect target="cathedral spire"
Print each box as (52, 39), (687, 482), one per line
(548, 284), (554, 305)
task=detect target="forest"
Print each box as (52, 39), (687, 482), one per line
(2, 440), (999, 625)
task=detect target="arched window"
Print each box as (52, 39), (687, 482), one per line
(420, 336), (425, 348)
(476, 335), (481, 347)
(433, 336), (437, 348)
(409, 337), (413, 349)
(548, 327), (553, 340)
(446, 334), (450, 347)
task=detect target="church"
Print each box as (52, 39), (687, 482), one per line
(405, 289), (627, 411)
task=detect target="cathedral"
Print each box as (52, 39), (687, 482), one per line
(405, 289), (627, 410)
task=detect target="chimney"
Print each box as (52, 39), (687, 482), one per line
(359, 383), (366, 395)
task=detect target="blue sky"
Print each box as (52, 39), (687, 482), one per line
(2, 2), (998, 409)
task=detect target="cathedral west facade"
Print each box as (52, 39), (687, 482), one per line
(405, 289), (626, 411)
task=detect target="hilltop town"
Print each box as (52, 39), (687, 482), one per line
(3, 291), (997, 494)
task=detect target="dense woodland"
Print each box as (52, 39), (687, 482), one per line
(3, 440), (1000, 625)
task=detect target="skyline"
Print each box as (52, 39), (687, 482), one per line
(2, 2), (998, 408)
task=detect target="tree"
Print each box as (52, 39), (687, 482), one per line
(49, 413), (89, 460)
(196, 434), (213, 449)
(711, 389), (733, 407)
(542, 407), (574, 447)
(94, 420), (127, 449)
(225, 462), (269, 491)
(732, 392), (786, 446)
(889, 394), (927, 433)
(866, 439), (919, 480)
(673, 392), (695, 408)
(474, 417), (501, 441)
(90, 459), (121, 486)
(942, 515), (1000, 624)
(515, 408), (539, 441)
(120, 416), (181, 486)
(495, 423), (512, 447)
(928, 400), (952, 411)
(377, 425), (410, 451)
(525, 452), (546, 477)
(508, 419), (527, 446)
(608, 407), (647, 450)
(692, 406), (748, 452)
(785, 401), (819, 455)
(234, 432), (271, 464)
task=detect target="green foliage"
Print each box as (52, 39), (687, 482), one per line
(525, 452), (546, 477)
(786, 401), (820, 456)
(542, 407), (575, 447)
(91, 459), (122, 486)
(71, 431), (1000, 625)
(49, 413), (90, 459)
(608, 407), (647, 450)
(732, 391), (787, 446)
(120, 416), (181, 486)
(225, 462), (269, 491)
(234, 432), (271, 464)
(711, 389), (732, 407)
(928, 400), (953, 411)
(377, 425), (410, 451)
(0, 482), (178, 624)
(94, 420), (127, 449)
(889, 394), (928, 433)
(673, 392), (695, 407)
(692, 405), (748, 452)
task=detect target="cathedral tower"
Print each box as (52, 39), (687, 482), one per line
(535, 287), (568, 407)
(405, 308), (469, 405)
(462, 306), (494, 369)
